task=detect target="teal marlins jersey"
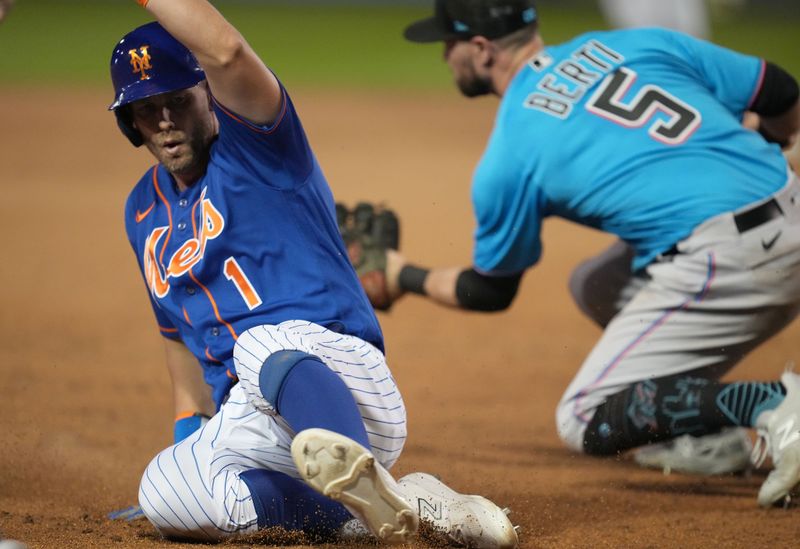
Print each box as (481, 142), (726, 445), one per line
(472, 28), (791, 273)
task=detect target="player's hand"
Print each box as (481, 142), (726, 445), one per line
(336, 202), (401, 311)
(0, 0), (15, 23)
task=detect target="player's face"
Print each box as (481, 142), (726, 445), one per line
(130, 84), (217, 179)
(444, 39), (492, 98)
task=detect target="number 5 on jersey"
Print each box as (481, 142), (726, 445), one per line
(587, 67), (701, 145)
(224, 257), (263, 310)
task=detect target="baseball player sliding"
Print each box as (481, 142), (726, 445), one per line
(355, 0), (800, 507)
(109, 0), (517, 546)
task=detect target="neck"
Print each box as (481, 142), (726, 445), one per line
(169, 142), (212, 193)
(492, 35), (545, 97)
(173, 171), (201, 193)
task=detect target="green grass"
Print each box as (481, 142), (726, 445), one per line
(0, 1), (796, 90)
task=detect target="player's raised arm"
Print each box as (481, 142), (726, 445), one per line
(138, 0), (282, 126)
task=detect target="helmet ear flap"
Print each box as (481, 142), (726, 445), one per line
(115, 106), (144, 147)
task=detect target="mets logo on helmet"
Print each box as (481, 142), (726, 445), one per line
(129, 46), (152, 80)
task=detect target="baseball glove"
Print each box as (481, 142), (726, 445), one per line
(336, 202), (400, 311)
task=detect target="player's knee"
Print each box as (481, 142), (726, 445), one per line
(580, 388), (637, 456)
(555, 405), (591, 454)
(258, 350), (323, 406)
(138, 454), (249, 541)
(568, 259), (609, 327)
(569, 241), (634, 327)
(137, 459), (211, 540)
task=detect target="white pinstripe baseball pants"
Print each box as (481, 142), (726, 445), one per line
(138, 320), (407, 540)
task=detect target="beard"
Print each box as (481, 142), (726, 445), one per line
(147, 126), (211, 178)
(454, 63), (493, 98)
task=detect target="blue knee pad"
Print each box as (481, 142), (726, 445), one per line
(259, 350), (314, 407)
(240, 469), (350, 532)
(259, 350), (370, 449)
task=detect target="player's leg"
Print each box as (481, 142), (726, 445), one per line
(287, 428), (519, 548)
(568, 240), (753, 473)
(232, 321), (518, 546)
(570, 241), (756, 475)
(232, 321), (416, 543)
(568, 239), (646, 328)
(558, 177), (800, 502)
(232, 320), (407, 468)
(137, 384), (350, 541)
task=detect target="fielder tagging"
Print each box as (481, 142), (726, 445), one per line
(108, 0), (518, 546)
(359, 0), (800, 507)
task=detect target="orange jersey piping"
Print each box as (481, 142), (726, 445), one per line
(151, 167), (174, 267)
(189, 269), (238, 341)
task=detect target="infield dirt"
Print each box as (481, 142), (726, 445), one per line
(1, 88), (797, 548)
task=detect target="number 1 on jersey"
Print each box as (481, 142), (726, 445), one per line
(223, 257), (263, 310)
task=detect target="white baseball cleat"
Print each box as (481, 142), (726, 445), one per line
(397, 472), (519, 549)
(755, 371), (800, 507)
(633, 428), (753, 476)
(290, 428), (418, 544)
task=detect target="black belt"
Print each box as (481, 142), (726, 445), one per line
(733, 198), (783, 233)
(661, 198), (783, 257)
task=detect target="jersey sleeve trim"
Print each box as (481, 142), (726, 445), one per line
(211, 90), (288, 136)
(747, 59), (767, 110)
(174, 410), (197, 421)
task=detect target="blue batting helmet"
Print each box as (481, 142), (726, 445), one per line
(108, 22), (206, 146)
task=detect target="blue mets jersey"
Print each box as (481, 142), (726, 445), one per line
(472, 28), (791, 274)
(124, 89), (384, 408)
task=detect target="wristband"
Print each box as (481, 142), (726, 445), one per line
(398, 265), (429, 295)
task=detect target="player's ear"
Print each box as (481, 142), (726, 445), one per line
(470, 36), (495, 69)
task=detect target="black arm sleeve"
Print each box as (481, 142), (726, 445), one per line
(455, 268), (522, 312)
(750, 62), (799, 117)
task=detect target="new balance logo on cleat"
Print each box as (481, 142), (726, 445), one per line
(397, 473), (519, 549)
(757, 372), (800, 507)
(775, 415), (800, 452)
(417, 498), (442, 521)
